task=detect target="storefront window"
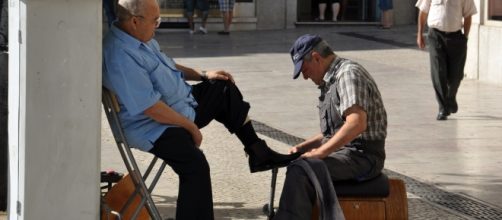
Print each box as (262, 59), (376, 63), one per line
(489, 0), (502, 21)
(158, 0), (220, 14)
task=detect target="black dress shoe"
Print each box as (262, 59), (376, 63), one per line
(245, 140), (302, 173)
(437, 111), (449, 120)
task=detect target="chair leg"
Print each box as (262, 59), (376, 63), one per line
(385, 178), (408, 220)
(265, 168), (279, 219)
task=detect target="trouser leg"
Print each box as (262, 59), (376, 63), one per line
(192, 80), (249, 133)
(0, 0), (7, 49)
(150, 128), (214, 220)
(428, 29), (449, 113)
(0, 50), (7, 211)
(191, 80), (299, 173)
(274, 164), (316, 220)
(445, 32), (467, 112)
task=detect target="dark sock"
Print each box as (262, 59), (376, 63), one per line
(235, 122), (260, 148)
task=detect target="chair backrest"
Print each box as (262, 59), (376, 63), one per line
(102, 87), (165, 220)
(102, 88), (126, 145)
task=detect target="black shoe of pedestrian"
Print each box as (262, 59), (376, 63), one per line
(245, 140), (302, 173)
(437, 111), (449, 120)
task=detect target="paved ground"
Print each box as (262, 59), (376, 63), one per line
(99, 25), (502, 219)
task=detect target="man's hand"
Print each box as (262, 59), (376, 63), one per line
(417, 34), (426, 49)
(417, 11), (428, 50)
(289, 146), (301, 154)
(188, 126), (203, 147)
(301, 148), (329, 159)
(207, 70), (235, 83)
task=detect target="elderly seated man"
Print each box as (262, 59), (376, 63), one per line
(102, 0), (300, 219)
(273, 34), (388, 219)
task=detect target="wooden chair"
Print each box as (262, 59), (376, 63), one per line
(101, 87), (167, 220)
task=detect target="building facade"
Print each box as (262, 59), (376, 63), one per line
(465, 0), (502, 85)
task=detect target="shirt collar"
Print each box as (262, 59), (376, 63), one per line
(110, 22), (145, 49)
(319, 56), (343, 91)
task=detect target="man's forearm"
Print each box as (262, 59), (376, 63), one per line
(144, 101), (198, 132)
(463, 16), (472, 37)
(175, 63), (205, 81)
(318, 107), (367, 157)
(296, 133), (323, 151)
(417, 11), (428, 34)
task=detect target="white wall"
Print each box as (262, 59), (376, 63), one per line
(9, 0), (102, 219)
(478, 25), (502, 84)
(464, 0), (502, 85)
(464, 0), (482, 80)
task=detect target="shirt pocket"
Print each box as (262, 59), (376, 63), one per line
(318, 103), (331, 137)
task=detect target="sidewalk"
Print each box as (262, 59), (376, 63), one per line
(101, 25), (502, 219)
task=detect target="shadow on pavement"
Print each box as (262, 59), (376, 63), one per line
(155, 25), (420, 59)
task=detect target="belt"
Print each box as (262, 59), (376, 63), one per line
(432, 28), (462, 35)
(347, 139), (386, 159)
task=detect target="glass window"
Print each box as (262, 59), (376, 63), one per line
(489, 0), (502, 21)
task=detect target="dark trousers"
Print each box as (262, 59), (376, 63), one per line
(149, 80), (250, 220)
(274, 159), (345, 220)
(0, 52), (8, 211)
(274, 160), (319, 220)
(0, 0), (7, 50)
(275, 141), (385, 219)
(428, 28), (467, 113)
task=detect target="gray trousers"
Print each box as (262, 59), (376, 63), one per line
(274, 159), (344, 220)
(275, 140), (385, 220)
(427, 28), (467, 113)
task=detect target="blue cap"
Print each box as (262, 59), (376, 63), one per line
(289, 34), (322, 79)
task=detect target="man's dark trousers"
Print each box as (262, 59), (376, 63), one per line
(148, 80), (250, 220)
(428, 28), (468, 114)
(0, 51), (8, 211)
(1, 0), (9, 211)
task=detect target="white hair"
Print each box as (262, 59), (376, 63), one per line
(117, 0), (146, 21)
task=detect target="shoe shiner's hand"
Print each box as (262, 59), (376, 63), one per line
(289, 146), (301, 154)
(301, 148), (328, 159)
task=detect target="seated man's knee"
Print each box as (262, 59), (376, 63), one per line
(185, 152), (211, 176)
(286, 164), (308, 179)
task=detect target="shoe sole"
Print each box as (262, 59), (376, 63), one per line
(249, 152), (302, 173)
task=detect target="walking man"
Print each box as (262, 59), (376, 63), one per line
(416, 0), (477, 120)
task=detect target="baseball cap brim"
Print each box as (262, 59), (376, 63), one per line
(293, 59), (303, 79)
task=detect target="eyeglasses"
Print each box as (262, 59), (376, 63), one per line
(134, 15), (162, 28)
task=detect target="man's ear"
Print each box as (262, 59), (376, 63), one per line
(312, 51), (321, 63)
(131, 17), (140, 30)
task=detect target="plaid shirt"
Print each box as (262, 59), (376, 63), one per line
(319, 56), (387, 141)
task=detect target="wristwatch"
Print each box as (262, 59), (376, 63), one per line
(200, 70), (208, 81)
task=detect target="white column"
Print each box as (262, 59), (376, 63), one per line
(8, 0), (102, 219)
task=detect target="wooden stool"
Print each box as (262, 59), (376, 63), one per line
(313, 174), (408, 220)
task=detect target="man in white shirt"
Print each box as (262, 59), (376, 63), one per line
(416, 0), (477, 120)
